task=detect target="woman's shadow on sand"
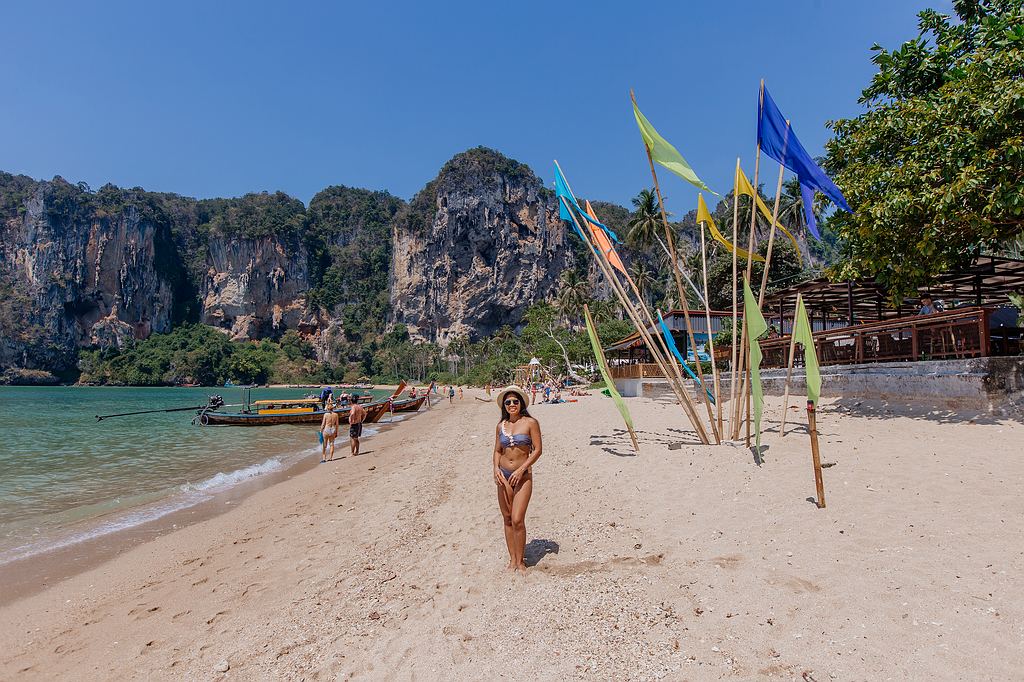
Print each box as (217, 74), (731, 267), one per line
(524, 539), (559, 567)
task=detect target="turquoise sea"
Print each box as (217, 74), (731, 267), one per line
(0, 385), (390, 565)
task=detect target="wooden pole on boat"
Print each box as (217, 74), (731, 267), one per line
(807, 399), (826, 508)
(729, 158), (741, 441)
(631, 90), (720, 444)
(779, 293), (802, 437)
(556, 190), (710, 444)
(699, 220), (723, 437)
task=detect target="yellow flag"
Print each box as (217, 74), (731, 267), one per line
(735, 166), (803, 259)
(696, 194), (764, 263)
(584, 201), (627, 276)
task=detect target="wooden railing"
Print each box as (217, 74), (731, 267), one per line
(759, 307), (993, 369)
(608, 363), (667, 379)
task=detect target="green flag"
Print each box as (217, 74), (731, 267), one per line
(742, 278), (768, 448)
(791, 294), (822, 405)
(632, 99), (715, 194)
(583, 306), (637, 443)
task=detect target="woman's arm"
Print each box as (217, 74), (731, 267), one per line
(493, 424), (509, 489)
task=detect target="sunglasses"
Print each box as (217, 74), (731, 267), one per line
(504, 398), (521, 406)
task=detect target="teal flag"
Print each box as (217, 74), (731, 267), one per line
(742, 279), (768, 448)
(553, 163), (620, 243)
(657, 312), (715, 405)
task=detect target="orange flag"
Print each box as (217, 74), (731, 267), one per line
(583, 200), (627, 276)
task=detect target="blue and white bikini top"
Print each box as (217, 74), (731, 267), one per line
(499, 420), (533, 448)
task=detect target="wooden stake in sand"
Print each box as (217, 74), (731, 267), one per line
(698, 220), (723, 437)
(553, 176), (711, 445)
(729, 158), (741, 441)
(807, 400), (826, 508)
(778, 294), (802, 437)
(631, 90), (720, 444)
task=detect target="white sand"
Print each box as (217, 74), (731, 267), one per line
(1, 390), (1022, 680)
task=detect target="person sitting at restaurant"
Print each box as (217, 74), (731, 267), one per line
(918, 295), (938, 315)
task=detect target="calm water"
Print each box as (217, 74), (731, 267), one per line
(0, 386), (389, 564)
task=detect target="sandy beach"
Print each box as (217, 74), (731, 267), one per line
(1, 389), (1022, 680)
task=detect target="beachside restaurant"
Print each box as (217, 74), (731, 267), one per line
(605, 255), (1024, 404)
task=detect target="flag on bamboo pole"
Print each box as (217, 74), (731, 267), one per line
(734, 166), (803, 260)
(742, 278), (768, 448)
(632, 99), (715, 194)
(791, 294), (822, 405)
(584, 200), (627, 276)
(696, 193), (764, 263)
(553, 163), (620, 243)
(756, 85), (852, 239)
(584, 304), (639, 452)
(657, 311), (716, 405)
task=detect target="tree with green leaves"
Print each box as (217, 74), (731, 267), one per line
(627, 189), (663, 249)
(823, 0), (1024, 302)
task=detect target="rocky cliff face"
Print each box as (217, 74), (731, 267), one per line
(200, 234), (309, 340)
(0, 180), (179, 373)
(390, 148), (576, 344)
(0, 177), (315, 374)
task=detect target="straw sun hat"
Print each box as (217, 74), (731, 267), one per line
(495, 385), (530, 409)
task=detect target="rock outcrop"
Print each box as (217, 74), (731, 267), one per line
(390, 147), (575, 344)
(0, 179), (179, 373)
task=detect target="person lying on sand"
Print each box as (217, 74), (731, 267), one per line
(320, 403), (340, 462)
(492, 385), (543, 573)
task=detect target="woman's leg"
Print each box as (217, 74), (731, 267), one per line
(509, 477), (533, 571)
(496, 483), (516, 568)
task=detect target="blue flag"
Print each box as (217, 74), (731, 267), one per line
(756, 85), (851, 240)
(657, 312), (715, 405)
(553, 163), (621, 244)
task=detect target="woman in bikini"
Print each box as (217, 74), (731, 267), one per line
(492, 385), (542, 572)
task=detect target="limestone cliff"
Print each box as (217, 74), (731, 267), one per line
(0, 178), (182, 374)
(390, 148), (575, 344)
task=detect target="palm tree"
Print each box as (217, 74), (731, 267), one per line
(627, 189), (664, 249)
(557, 270), (589, 327)
(630, 262), (655, 306)
(588, 298), (620, 323)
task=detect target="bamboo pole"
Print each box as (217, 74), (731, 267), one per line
(807, 400), (826, 508)
(556, 191), (710, 444)
(584, 303), (640, 452)
(698, 220), (723, 437)
(586, 203), (713, 442)
(734, 80), (766, 440)
(630, 90), (720, 444)
(779, 293), (801, 437)
(756, 120), (792, 307)
(729, 158), (741, 441)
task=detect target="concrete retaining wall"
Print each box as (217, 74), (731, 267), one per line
(615, 357), (1024, 414)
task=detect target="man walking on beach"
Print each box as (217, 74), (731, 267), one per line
(319, 402), (341, 463)
(349, 401), (367, 457)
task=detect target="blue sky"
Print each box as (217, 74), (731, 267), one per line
(0, 0), (951, 217)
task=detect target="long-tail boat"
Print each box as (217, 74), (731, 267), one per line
(198, 398), (390, 426)
(390, 395), (427, 412)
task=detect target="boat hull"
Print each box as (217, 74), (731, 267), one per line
(391, 395), (427, 412)
(199, 400), (390, 426)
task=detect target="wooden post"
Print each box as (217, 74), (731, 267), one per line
(729, 158), (741, 440)
(807, 400), (826, 508)
(756, 119), (792, 307)
(779, 294), (801, 437)
(631, 90), (720, 444)
(699, 221), (723, 437)
(745, 365), (752, 447)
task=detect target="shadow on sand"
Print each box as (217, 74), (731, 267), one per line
(524, 539), (559, 567)
(827, 397), (1019, 426)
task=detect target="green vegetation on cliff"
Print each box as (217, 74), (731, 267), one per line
(78, 325), (328, 386)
